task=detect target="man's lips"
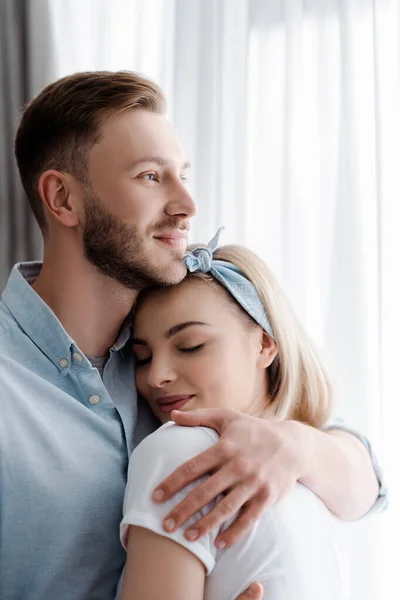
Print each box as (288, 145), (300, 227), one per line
(156, 394), (194, 413)
(153, 231), (188, 249)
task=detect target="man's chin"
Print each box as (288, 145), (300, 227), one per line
(152, 259), (187, 286)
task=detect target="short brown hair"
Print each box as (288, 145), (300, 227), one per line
(14, 71), (166, 231)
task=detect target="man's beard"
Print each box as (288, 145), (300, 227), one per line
(82, 191), (187, 291)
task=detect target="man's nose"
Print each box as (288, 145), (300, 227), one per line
(166, 179), (198, 220)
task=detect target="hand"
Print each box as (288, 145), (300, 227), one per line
(152, 407), (305, 548)
(236, 582), (264, 599)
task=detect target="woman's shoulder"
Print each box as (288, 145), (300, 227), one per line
(129, 422), (219, 474)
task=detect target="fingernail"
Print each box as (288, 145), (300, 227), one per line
(249, 582), (260, 595)
(163, 518), (176, 532)
(153, 489), (164, 501)
(215, 539), (227, 549)
(185, 528), (199, 541)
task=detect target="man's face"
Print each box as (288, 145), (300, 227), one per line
(81, 109), (197, 290)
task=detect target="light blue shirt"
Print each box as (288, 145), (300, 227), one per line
(0, 262), (158, 600)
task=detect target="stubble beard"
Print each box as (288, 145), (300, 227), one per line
(82, 191), (187, 291)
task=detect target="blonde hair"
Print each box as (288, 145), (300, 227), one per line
(184, 244), (334, 428)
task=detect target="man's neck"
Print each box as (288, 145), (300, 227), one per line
(32, 248), (138, 357)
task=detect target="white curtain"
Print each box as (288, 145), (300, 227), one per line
(29, 1), (400, 598)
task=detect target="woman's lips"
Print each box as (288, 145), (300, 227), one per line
(156, 395), (194, 413)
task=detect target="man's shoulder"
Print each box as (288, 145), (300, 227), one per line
(0, 295), (25, 344)
(0, 299), (16, 334)
(0, 301), (26, 361)
(0, 303), (42, 391)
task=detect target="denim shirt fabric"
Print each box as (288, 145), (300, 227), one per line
(0, 262), (158, 600)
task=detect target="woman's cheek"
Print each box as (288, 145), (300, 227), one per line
(135, 371), (147, 396)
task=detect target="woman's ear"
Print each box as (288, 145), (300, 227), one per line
(257, 331), (278, 369)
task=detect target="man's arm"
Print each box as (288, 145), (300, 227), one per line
(297, 424), (380, 520)
(152, 408), (381, 548)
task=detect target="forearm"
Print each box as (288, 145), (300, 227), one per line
(296, 423), (379, 520)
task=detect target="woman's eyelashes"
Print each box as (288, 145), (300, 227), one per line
(133, 343), (205, 367)
(134, 355), (152, 367)
(179, 344), (204, 354)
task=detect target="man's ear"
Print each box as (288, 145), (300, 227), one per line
(257, 331), (278, 369)
(37, 169), (81, 228)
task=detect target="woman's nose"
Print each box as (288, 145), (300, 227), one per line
(146, 357), (176, 388)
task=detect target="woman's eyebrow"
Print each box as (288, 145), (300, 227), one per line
(166, 321), (209, 338)
(132, 321), (209, 346)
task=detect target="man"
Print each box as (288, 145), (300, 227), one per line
(0, 71), (385, 600)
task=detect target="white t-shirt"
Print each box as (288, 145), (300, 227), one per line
(121, 422), (349, 600)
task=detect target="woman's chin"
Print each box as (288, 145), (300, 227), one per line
(159, 413), (172, 424)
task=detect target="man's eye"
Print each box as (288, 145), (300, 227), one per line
(180, 175), (189, 185)
(179, 344), (204, 354)
(139, 172), (158, 182)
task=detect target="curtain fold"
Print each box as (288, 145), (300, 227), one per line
(0, 0), (42, 290)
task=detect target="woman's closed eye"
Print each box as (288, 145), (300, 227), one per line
(133, 344), (152, 367)
(134, 344), (205, 366)
(134, 354), (152, 367)
(179, 344), (204, 354)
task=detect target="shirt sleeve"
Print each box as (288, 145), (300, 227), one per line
(120, 422), (221, 574)
(323, 418), (388, 514)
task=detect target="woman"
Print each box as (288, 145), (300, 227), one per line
(120, 232), (375, 599)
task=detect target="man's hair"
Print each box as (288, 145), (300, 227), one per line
(14, 71), (166, 231)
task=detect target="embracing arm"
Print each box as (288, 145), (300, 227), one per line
(152, 409), (382, 549)
(298, 423), (380, 520)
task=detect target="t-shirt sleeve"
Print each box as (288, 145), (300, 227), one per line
(323, 418), (388, 514)
(120, 423), (221, 574)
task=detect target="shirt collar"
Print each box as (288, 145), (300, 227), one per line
(2, 262), (133, 370)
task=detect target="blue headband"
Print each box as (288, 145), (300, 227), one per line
(183, 228), (275, 339)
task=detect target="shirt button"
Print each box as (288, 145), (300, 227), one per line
(89, 395), (100, 405)
(73, 352), (83, 362)
(59, 358), (69, 368)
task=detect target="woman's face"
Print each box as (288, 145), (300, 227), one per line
(133, 278), (276, 423)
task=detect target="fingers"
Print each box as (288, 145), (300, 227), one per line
(182, 484), (251, 545)
(236, 582), (264, 599)
(160, 465), (239, 533)
(214, 490), (272, 548)
(171, 407), (237, 432)
(153, 445), (222, 503)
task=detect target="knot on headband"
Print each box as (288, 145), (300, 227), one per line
(183, 228), (275, 340)
(184, 247), (213, 273)
(184, 227), (222, 273)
